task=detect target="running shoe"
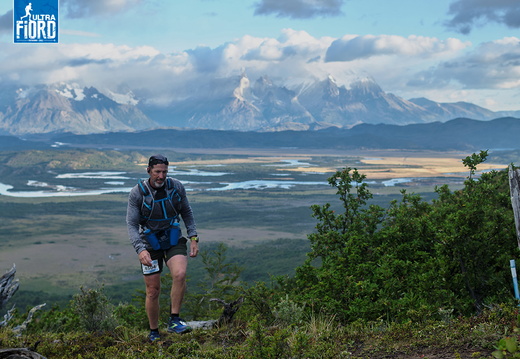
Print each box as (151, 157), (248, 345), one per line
(167, 317), (192, 334)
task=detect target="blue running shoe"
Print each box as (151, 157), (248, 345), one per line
(167, 317), (192, 334)
(148, 330), (161, 342)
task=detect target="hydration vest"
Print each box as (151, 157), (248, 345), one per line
(138, 178), (181, 232)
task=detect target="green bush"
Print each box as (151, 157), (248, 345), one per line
(287, 151), (520, 322)
(72, 286), (119, 332)
(25, 304), (79, 333)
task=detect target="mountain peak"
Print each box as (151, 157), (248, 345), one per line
(233, 74), (251, 101)
(0, 75), (509, 135)
(327, 74), (337, 84)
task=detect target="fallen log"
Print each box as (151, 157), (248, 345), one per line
(0, 348), (47, 359)
(187, 296), (244, 329)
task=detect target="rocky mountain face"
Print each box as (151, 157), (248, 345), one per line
(0, 75), (513, 136)
(143, 75), (433, 131)
(138, 74), (508, 131)
(0, 83), (155, 136)
(294, 76), (433, 127)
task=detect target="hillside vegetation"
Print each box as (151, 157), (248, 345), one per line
(49, 117), (520, 152)
(2, 150), (520, 358)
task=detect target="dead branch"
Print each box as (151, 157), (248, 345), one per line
(509, 165), (520, 249)
(210, 296), (244, 326)
(0, 264), (19, 311)
(187, 296), (245, 330)
(13, 303), (47, 336)
(0, 306), (15, 327)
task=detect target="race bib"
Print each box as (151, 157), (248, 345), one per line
(141, 259), (160, 275)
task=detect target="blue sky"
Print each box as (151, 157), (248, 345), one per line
(1, 0), (519, 111)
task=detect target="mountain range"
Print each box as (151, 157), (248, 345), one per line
(0, 74), (519, 136)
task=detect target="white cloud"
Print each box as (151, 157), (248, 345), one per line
(325, 34), (470, 62)
(411, 37), (520, 90)
(0, 43), (161, 86)
(0, 30), (519, 111)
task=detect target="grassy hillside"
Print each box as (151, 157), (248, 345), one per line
(1, 147), (520, 358)
(0, 147), (516, 312)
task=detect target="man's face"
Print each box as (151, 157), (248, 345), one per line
(148, 163), (168, 188)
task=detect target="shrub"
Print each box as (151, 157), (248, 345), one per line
(287, 152), (520, 323)
(72, 286), (118, 332)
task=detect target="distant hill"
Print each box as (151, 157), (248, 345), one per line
(0, 135), (48, 150)
(44, 117), (520, 152)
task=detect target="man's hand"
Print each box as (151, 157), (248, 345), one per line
(138, 250), (153, 266)
(190, 241), (199, 257)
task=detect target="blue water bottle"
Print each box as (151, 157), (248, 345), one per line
(170, 221), (180, 246)
(143, 228), (161, 250)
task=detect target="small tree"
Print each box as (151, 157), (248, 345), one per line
(291, 167), (385, 321)
(72, 286), (118, 332)
(184, 243), (243, 320)
(431, 150), (518, 313)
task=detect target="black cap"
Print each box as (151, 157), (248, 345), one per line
(148, 154), (169, 166)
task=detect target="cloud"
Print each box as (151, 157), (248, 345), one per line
(241, 29), (331, 62)
(445, 0), (520, 34)
(0, 43), (161, 86)
(325, 34), (469, 62)
(0, 31), (449, 92)
(254, 0), (344, 19)
(413, 37), (520, 90)
(0, 10), (13, 35)
(60, 0), (143, 18)
(186, 45), (227, 73)
(1, 29), (518, 111)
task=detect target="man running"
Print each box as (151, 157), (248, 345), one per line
(126, 154), (199, 342)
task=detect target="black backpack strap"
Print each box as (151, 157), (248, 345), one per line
(138, 180), (152, 211)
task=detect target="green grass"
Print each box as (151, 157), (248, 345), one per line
(0, 303), (515, 358)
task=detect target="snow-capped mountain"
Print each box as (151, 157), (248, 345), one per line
(140, 73), (504, 132)
(0, 83), (155, 136)
(0, 75), (513, 136)
(294, 75), (435, 127)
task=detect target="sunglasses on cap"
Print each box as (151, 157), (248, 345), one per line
(148, 155), (169, 166)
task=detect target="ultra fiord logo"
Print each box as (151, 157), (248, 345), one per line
(14, 0), (58, 43)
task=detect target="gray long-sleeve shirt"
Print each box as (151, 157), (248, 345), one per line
(126, 177), (197, 254)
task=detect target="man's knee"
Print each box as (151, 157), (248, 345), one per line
(146, 285), (161, 300)
(171, 270), (187, 282)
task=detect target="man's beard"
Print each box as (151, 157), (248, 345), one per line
(152, 180), (165, 188)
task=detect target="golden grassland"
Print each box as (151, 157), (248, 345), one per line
(170, 149), (508, 179)
(357, 155), (504, 178)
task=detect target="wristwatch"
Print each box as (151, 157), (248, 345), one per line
(190, 236), (199, 243)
